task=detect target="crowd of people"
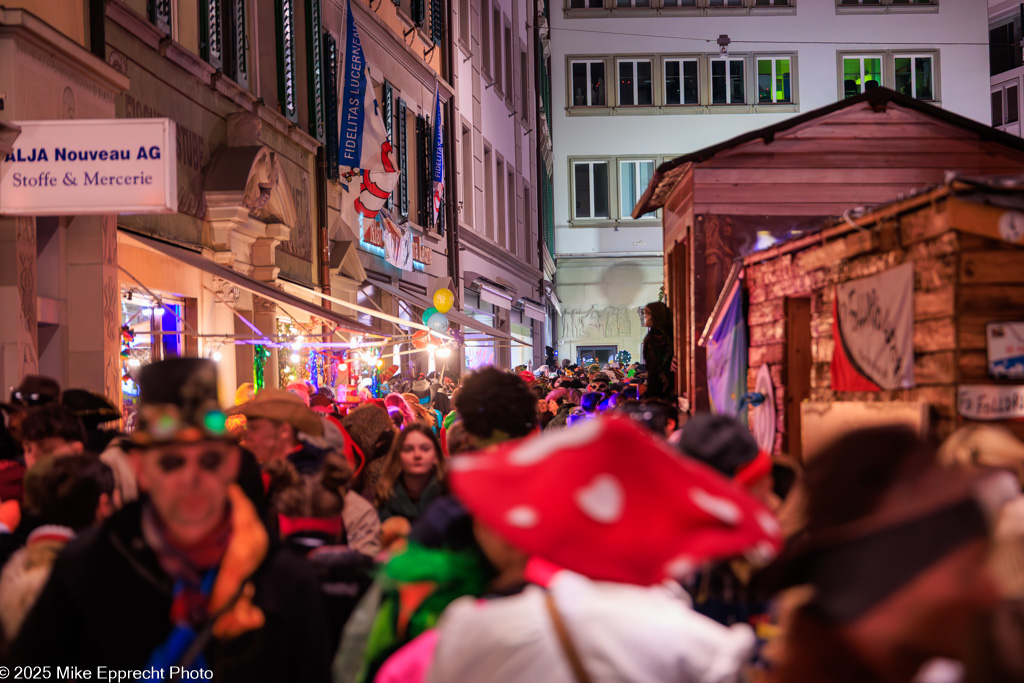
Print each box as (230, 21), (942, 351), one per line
(1, 355), (1024, 683)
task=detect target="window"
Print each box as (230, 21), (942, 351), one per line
(523, 185), (532, 263)
(572, 161), (610, 219)
(481, 0), (491, 77)
(461, 125), (473, 226)
(149, 0), (172, 35)
(484, 145), (493, 240)
(616, 0), (651, 6)
(521, 49), (530, 121)
(894, 54), (934, 101)
(992, 20), (1023, 76)
(617, 59), (653, 106)
(842, 55), (883, 98)
(570, 60), (606, 106)
(507, 170), (516, 253)
(664, 58), (698, 105)
(662, 0), (698, 5)
(757, 56), (791, 103)
(993, 83), (1021, 128)
(619, 160), (654, 219)
(459, 0), (470, 48)
(837, 0), (936, 8)
(493, 7), (503, 93)
(198, 0), (248, 88)
(569, 0), (604, 7)
(382, 81), (394, 208)
(505, 23), (514, 106)
(753, 0), (791, 4)
(711, 58), (745, 104)
(496, 156), (506, 245)
(709, 0), (744, 5)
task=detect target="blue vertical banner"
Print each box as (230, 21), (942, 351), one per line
(706, 276), (748, 421)
(338, 0), (398, 225)
(431, 87), (444, 229)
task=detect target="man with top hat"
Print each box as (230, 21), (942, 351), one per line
(8, 358), (332, 681)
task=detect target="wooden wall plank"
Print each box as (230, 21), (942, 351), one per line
(959, 315), (989, 350)
(697, 183), (922, 205)
(960, 251), (1024, 284)
(696, 168), (948, 185)
(914, 351), (956, 385)
(958, 285), (1024, 314)
(914, 286), (955, 320)
(914, 318), (956, 352)
(702, 152), (1022, 171)
(959, 351), (989, 381)
(784, 123), (975, 140)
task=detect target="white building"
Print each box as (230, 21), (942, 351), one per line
(451, 0), (548, 370)
(551, 0), (990, 366)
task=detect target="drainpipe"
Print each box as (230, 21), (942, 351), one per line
(316, 146), (332, 298)
(533, 0), (549, 349)
(444, 0), (460, 289)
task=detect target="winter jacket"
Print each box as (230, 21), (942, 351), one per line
(427, 570), (756, 683)
(342, 490), (382, 557)
(0, 526), (73, 641)
(377, 477), (443, 525)
(7, 501), (333, 682)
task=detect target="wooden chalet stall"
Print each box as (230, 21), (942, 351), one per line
(740, 178), (1024, 457)
(633, 88), (1024, 456)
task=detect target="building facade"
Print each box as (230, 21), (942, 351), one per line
(990, 0), (1023, 134)
(551, 0), (990, 367)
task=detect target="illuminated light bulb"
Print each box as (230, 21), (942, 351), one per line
(212, 351), (222, 362)
(376, 359), (384, 368)
(291, 341), (302, 350)
(427, 344), (438, 353)
(436, 347), (452, 358)
(128, 359), (141, 368)
(290, 353), (300, 363)
(339, 363), (348, 372)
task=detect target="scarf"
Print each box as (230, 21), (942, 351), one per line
(144, 485), (269, 673)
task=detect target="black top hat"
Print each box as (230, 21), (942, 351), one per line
(129, 358), (231, 446)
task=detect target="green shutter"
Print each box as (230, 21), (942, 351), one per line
(411, 0), (425, 26)
(324, 31), (339, 180)
(276, 0), (298, 122)
(397, 98), (409, 219)
(306, 0), (325, 141)
(417, 115), (432, 228)
(200, 0), (223, 69)
(430, 0), (443, 45)
(231, 0), (248, 88)
(382, 81), (394, 210)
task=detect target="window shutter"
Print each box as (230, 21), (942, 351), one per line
(323, 31), (339, 180)
(149, 0), (172, 35)
(306, 0), (325, 141)
(200, 0), (223, 69)
(276, 0), (298, 122)
(430, 0), (444, 45)
(382, 81), (394, 209)
(411, 0), (426, 27)
(417, 115), (432, 229)
(397, 98), (409, 218)
(230, 0), (249, 89)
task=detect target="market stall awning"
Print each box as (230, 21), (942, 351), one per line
(366, 277), (512, 341)
(120, 231), (381, 337)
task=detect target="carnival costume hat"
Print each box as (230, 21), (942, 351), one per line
(679, 413), (773, 489)
(128, 358), (232, 446)
(226, 388), (324, 437)
(3, 374), (61, 411)
(61, 389), (120, 428)
(449, 416), (783, 586)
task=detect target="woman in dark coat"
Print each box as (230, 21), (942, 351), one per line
(642, 301), (676, 401)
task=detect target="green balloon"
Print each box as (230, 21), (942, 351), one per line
(422, 307), (438, 324)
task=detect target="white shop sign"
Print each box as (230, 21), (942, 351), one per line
(0, 118), (177, 215)
(958, 384), (1024, 421)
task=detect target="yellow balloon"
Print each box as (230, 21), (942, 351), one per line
(433, 288), (454, 313)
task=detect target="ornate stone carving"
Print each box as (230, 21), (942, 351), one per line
(103, 274), (118, 344)
(18, 251), (36, 333)
(212, 277), (241, 305)
(15, 217), (35, 244)
(560, 306), (633, 340)
(107, 50), (129, 76)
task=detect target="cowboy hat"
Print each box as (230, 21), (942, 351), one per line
(226, 388), (324, 437)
